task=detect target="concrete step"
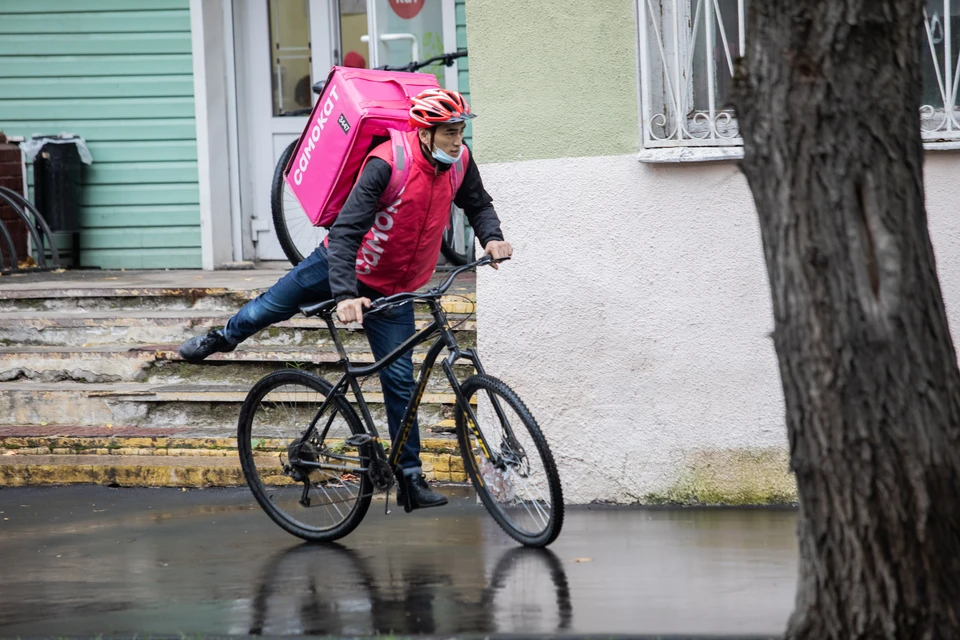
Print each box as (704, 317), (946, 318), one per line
(0, 454), (246, 487)
(0, 431), (468, 487)
(0, 382), (467, 436)
(0, 310), (476, 347)
(0, 269), (481, 486)
(0, 284), (476, 314)
(0, 286), (255, 313)
(0, 430), (461, 454)
(0, 344), (478, 387)
(0, 453), (469, 487)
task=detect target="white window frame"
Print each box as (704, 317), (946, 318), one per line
(636, 0), (960, 163)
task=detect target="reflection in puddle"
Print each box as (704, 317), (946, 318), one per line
(246, 542), (573, 636)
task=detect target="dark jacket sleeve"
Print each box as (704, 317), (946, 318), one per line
(327, 158), (391, 302)
(454, 151), (504, 247)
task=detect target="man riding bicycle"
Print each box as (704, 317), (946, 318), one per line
(179, 88), (512, 511)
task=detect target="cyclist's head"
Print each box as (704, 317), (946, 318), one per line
(409, 88), (474, 128)
(410, 89), (474, 165)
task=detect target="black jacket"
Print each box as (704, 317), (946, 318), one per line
(327, 146), (504, 301)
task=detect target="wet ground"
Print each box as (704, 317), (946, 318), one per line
(0, 486), (797, 638)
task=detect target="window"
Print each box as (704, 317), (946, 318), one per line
(268, 0), (312, 117)
(921, 0), (960, 140)
(637, 0), (960, 153)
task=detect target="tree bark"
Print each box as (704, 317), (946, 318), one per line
(730, 2), (960, 638)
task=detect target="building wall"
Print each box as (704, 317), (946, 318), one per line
(465, 0), (960, 503)
(464, 0), (639, 163)
(0, 0), (202, 269)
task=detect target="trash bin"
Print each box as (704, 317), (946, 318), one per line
(20, 135), (93, 267)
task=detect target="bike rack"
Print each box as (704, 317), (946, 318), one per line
(0, 186), (62, 273)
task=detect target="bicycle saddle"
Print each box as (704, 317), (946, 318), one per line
(300, 299), (337, 317)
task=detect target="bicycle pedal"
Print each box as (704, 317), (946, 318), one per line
(344, 433), (375, 447)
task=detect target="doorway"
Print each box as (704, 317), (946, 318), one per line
(234, 0), (461, 262)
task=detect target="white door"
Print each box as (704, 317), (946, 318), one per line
(236, 0), (336, 262)
(236, 0), (460, 263)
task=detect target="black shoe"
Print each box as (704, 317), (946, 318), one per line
(397, 474), (449, 513)
(178, 329), (236, 362)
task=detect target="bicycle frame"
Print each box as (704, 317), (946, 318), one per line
(291, 296), (507, 480)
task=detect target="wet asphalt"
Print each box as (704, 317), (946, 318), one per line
(0, 486), (797, 639)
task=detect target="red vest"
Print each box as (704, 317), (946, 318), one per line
(353, 130), (468, 295)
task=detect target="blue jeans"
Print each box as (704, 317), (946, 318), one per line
(223, 245), (423, 474)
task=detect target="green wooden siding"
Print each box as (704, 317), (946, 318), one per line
(0, 0), (201, 269)
(456, 0), (473, 148)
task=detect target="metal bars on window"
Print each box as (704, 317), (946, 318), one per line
(922, 0), (960, 141)
(638, 0), (746, 148)
(638, 0), (960, 149)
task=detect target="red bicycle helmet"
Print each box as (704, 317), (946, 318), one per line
(409, 88), (476, 128)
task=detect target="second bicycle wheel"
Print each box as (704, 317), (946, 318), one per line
(440, 204), (476, 266)
(238, 369), (373, 542)
(455, 374), (564, 547)
(271, 139), (328, 266)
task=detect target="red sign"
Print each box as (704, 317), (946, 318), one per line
(388, 0), (424, 20)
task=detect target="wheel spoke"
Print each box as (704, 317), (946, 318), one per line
(282, 183), (326, 262)
(239, 371), (373, 542)
(457, 375), (563, 546)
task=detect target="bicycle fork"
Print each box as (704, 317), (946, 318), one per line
(444, 350), (525, 469)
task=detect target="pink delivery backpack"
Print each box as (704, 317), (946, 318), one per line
(284, 66), (450, 227)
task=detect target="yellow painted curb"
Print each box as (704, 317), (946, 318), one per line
(0, 461), (468, 487)
(0, 463), (245, 488)
(1, 435), (462, 455)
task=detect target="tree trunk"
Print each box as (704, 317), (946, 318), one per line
(730, 2), (960, 638)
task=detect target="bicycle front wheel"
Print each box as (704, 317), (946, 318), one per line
(455, 374), (564, 547)
(238, 370), (373, 542)
(271, 139), (328, 266)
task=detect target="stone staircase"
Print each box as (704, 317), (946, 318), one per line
(0, 269), (476, 486)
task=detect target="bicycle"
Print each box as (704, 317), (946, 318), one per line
(237, 255), (564, 547)
(271, 51), (475, 268)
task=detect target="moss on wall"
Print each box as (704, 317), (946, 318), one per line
(646, 448), (798, 506)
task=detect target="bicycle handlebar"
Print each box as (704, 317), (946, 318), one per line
(279, 54), (465, 116)
(364, 254), (509, 316)
(376, 50), (468, 74)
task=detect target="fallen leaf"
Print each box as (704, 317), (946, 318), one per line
(244, 278), (254, 281)
(40, 422), (47, 426)
(104, 277), (118, 280)
(2, 451), (16, 456)
(574, 557), (592, 563)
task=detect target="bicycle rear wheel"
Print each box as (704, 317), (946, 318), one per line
(238, 369), (372, 542)
(271, 139), (328, 266)
(455, 374), (564, 547)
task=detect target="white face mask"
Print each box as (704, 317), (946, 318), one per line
(431, 144), (462, 165)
